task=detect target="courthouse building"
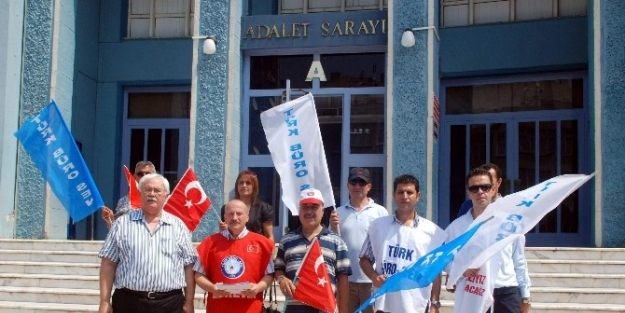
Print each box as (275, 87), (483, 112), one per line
(0, 0), (623, 247)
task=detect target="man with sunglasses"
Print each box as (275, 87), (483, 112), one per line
(330, 168), (388, 313)
(456, 163), (503, 219)
(101, 160), (156, 229)
(445, 167), (531, 313)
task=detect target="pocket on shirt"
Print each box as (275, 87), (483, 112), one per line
(159, 237), (176, 257)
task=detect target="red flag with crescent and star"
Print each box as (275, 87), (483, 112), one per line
(163, 168), (211, 231)
(292, 237), (337, 313)
(123, 165), (142, 209)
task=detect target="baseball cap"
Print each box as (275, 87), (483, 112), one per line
(299, 188), (324, 206)
(348, 167), (371, 183)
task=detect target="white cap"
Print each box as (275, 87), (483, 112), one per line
(299, 188), (324, 206)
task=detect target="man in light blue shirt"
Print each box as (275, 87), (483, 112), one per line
(98, 173), (197, 313)
(445, 167), (531, 313)
(330, 168), (388, 313)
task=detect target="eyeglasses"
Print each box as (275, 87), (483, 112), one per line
(141, 188), (164, 195)
(468, 184), (492, 193)
(135, 171), (152, 178)
(349, 180), (368, 187)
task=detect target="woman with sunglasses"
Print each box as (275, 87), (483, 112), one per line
(218, 169), (274, 241)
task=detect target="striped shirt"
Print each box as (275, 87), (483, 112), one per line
(193, 228), (274, 275)
(99, 209), (197, 292)
(275, 227), (351, 306)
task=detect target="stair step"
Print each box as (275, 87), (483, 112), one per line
(0, 274), (97, 289)
(526, 248), (625, 261)
(0, 261), (100, 276)
(528, 259), (625, 274)
(530, 273), (625, 288)
(0, 301), (206, 313)
(531, 287), (625, 305)
(0, 286), (206, 308)
(0, 250), (99, 263)
(0, 239), (103, 252)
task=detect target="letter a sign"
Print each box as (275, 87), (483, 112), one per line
(305, 61), (327, 81)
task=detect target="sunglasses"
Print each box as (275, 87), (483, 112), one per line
(349, 180), (368, 186)
(468, 184), (492, 193)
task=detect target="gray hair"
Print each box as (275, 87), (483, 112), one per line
(135, 160), (156, 173)
(138, 173), (170, 195)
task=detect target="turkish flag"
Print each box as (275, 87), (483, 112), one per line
(292, 238), (337, 313)
(164, 168), (211, 231)
(123, 165), (141, 209)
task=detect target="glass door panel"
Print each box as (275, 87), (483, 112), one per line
(446, 117), (586, 246)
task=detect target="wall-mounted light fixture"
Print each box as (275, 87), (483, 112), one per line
(401, 26), (440, 48)
(192, 36), (217, 55)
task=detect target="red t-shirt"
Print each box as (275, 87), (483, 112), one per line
(197, 231), (273, 313)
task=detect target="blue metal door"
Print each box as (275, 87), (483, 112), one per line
(439, 75), (590, 247)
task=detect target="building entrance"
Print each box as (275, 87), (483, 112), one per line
(439, 74), (590, 246)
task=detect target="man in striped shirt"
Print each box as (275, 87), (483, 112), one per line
(275, 188), (352, 313)
(98, 173), (197, 313)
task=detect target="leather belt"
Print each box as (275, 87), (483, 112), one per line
(118, 288), (182, 300)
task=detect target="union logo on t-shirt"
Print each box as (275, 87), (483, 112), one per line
(221, 255), (245, 279)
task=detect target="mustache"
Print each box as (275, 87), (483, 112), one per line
(303, 213), (316, 218)
(147, 196), (157, 202)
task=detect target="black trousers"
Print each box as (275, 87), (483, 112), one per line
(487, 286), (521, 313)
(112, 288), (184, 313)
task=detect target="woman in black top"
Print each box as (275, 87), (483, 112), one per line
(219, 169), (274, 241)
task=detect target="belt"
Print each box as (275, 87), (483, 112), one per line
(118, 288), (182, 300)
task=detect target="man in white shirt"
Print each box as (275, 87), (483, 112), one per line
(445, 167), (531, 313)
(330, 167), (388, 313)
(359, 174), (446, 313)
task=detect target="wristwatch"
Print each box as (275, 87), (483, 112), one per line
(430, 299), (441, 308)
(522, 298), (531, 304)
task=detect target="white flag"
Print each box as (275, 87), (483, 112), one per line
(260, 93), (335, 215)
(447, 173), (593, 288)
(452, 259), (497, 313)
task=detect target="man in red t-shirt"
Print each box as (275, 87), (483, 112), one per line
(194, 199), (275, 313)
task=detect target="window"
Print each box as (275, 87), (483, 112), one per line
(441, 0), (587, 28)
(279, 0), (387, 14)
(122, 87), (190, 193)
(445, 78), (584, 114)
(127, 0), (195, 38)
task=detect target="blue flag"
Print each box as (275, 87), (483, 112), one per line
(14, 101), (104, 222)
(354, 219), (488, 313)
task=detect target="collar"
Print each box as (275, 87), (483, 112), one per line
(129, 209), (173, 225)
(345, 198), (374, 211)
(391, 211), (420, 228)
(220, 228), (249, 240)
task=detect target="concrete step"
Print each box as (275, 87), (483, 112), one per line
(526, 248), (625, 261)
(0, 286), (207, 308)
(0, 250), (100, 263)
(0, 301), (206, 313)
(0, 261), (100, 276)
(0, 273), (97, 289)
(531, 287), (625, 305)
(528, 259), (625, 274)
(530, 273), (625, 288)
(0, 239), (103, 252)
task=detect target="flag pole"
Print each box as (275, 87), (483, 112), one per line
(280, 277), (299, 313)
(208, 204), (222, 221)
